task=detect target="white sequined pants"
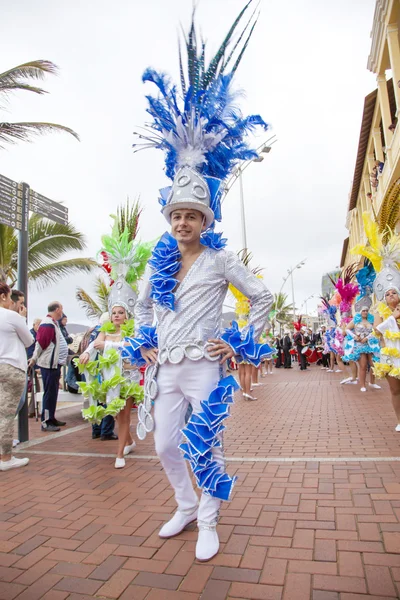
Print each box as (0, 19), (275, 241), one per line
(154, 358), (223, 525)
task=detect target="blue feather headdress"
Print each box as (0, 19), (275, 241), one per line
(133, 0), (268, 227)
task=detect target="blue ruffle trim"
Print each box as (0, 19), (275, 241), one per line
(343, 336), (380, 363)
(148, 232), (181, 311)
(179, 375), (239, 501)
(354, 313), (374, 324)
(200, 229), (227, 250)
(148, 230), (225, 311)
(221, 321), (273, 367)
(122, 326), (158, 366)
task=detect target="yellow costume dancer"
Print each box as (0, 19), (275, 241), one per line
(352, 212), (400, 429)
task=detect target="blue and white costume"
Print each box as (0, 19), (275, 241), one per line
(121, 2), (273, 561)
(343, 313), (380, 362)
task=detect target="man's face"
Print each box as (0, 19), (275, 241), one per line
(12, 295), (25, 313)
(171, 209), (205, 244)
(54, 305), (63, 320)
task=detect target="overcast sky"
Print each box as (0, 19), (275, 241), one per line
(1, 0), (377, 325)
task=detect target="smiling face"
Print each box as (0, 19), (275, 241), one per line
(385, 288), (400, 308)
(111, 305), (127, 325)
(170, 209), (206, 244)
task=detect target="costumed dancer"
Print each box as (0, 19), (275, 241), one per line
(319, 299), (337, 372)
(341, 262), (376, 385)
(77, 221), (152, 468)
(261, 331), (275, 375)
(229, 282), (256, 400)
(343, 307), (380, 392)
(123, 4), (273, 561)
(331, 266), (359, 378)
(351, 213), (400, 426)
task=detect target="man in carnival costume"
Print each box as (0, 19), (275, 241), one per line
(123, 2), (273, 561)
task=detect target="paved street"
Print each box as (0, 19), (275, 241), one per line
(1, 366), (400, 599)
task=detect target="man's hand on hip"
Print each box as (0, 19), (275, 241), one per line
(207, 339), (235, 364)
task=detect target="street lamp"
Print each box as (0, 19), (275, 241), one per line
(223, 134), (277, 250)
(279, 259), (307, 321)
(301, 294), (315, 320)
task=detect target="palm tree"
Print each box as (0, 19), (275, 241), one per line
(271, 292), (294, 335)
(0, 213), (97, 287)
(76, 199), (143, 319)
(0, 60), (79, 147)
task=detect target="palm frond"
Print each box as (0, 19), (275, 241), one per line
(76, 287), (103, 320)
(93, 276), (110, 310)
(0, 60), (58, 84)
(27, 217), (87, 266)
(0, 83), (48, 98)
(28, 258), (98, 288)
(0, 122), (79, 148)
(0, 223), (17, 281)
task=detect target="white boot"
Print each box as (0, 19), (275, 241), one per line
(0, 457), (29, 471)
(195, 522), (219, 562)
(123, 442), (136, 456)
(159, 508), (198, 538)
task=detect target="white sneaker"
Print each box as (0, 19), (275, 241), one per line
(12, 439), (20, 448)
(340, 377), (352, 385)
(114, 457), (125, 469)
(0, 457), (29, 471)
(335, 369), (342, 373)
(196, 524), (219, 561)
(326, 369), (334, 373)
(360, 387), (367, 392)
(252, 382), (262, 387)
(159, 509), (198, 538)
(123, 442), (136, 456)
(349, 379), (358, 385)
(369, 383), (381, 390)
(395, 424), (400, 432)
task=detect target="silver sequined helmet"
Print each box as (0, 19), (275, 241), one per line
(108, 276), (138, 318)
(373, 265), (400, 301)
(354, 295), (372, 312)
(162, 166), (215, 228)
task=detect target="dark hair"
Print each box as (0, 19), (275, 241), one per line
(0, 282), (11, 297)
(48, 301), (61, 313)
(11, 289), (24, 302)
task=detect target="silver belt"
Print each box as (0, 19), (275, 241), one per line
(157, 341), (220, 365)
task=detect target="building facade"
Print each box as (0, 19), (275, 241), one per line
(341, 0), (400, 267)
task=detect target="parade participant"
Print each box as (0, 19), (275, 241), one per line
(228, 273), (263, 401)
(344, 307), (380, 392)
(282, 330), (292, 369)
(352, 213), (400, 427)
(319, 298), (341, 372)
(293, 317), (307, 370)
(341, 263), (375, 385)
(274, 335), (283, 368)
(77, 221), (152, 468)
(123, 4), (273, 562)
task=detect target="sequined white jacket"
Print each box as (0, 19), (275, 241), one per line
(135, 247), (273, 355)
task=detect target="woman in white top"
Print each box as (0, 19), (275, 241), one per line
(0, 282), (34, 471)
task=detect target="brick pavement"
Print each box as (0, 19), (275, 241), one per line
(1, 365), (400, 598)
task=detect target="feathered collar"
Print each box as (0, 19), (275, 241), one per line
(148, 230), (226, 310)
